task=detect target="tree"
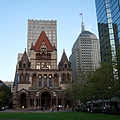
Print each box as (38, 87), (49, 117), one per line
(0, 84), (12, 107)
(115, 46), (120, 98)
(64, 51), (118, 109)
(64, 69), (89, 107)
(87, 62), (116, 100)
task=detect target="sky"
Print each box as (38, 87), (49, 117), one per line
(0, 0), (98, 82)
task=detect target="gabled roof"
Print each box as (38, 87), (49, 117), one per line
(60, 50), (68, 63)
(32, 31), (53, 51)
(19, 88), (28, 92)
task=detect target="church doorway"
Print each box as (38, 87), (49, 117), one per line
(20, 93), (26, 108)
(41, 91), (51, 108)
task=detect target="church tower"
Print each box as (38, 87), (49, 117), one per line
(13, 31), (72, 109)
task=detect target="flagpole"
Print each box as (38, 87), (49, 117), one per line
(82, 13), (83, 22)
(79, 13), (83, 22)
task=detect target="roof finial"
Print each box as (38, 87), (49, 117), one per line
(79, 12), (85, 32)
(81, 22), (85, 32)
(63, 49), (65, 52)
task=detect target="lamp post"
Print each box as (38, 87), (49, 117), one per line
(108, 87), (111, 112)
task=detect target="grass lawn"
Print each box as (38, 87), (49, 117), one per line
(0, 112), (120, 120)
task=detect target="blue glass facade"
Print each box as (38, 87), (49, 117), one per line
(95, 0), (120, 62)
(95, 0), (120, 78)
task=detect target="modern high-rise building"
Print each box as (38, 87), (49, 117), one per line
(95, 0), (120, 78)
(69, 23), (100, 79)
(27, 20), (57, 56)
(95, 0), (120, 62)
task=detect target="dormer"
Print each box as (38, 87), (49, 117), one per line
(40, 41), (47, 51)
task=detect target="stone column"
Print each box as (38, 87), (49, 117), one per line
(27, 98), (30, 109)
(52, 75), (54, 87)
(62, 98), (64, 106)
(51, 97), (52, 107)
(16, 98), (20, 109)
(29, 76), (32, 85)
(47, 76), (48, 87)
(56, 96), (58, 107)
(40, 98), (41, 107)
(36, 76), (38, 87)
(59, 76), (61, 84)
(33, 97), (37, 109)
(42, 75), (44, 87)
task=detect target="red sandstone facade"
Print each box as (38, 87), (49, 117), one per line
(13, 31), (72, 109)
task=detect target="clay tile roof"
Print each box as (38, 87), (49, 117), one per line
(33, 31), (53, 51)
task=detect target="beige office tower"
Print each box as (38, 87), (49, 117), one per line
(27, 19), (57, 56)
(69, 22), (101, 78)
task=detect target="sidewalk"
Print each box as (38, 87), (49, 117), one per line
(0, 108), (72, 113)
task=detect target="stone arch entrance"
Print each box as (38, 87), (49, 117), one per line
(41, 91), (51, 108)
(20, 93), (26, 108)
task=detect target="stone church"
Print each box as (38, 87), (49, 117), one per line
(13, 31), (72, 109)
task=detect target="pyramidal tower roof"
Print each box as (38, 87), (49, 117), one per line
(60, 49), (69, 63)
(80, 22), (95, 36)
(21, 48), (29, 62)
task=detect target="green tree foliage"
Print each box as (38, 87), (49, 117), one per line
(115, 46), (120, 97)
(64, 61), (117, 106)
(64, 48), (119, 108)
(87, 62), (115, 100)
(0, 84), (12, 106)
(64, 70), (89, 106)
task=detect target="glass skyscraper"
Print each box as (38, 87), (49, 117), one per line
(95, 0), (120, 62)
(95, 0), (120, 78)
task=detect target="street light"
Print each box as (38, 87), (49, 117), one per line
(108, 87), (111, 112)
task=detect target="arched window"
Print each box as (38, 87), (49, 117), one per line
(23, 61), (27, 69)
(54, 74), (59, 87)
(49, 75), (52, 87)
(64, 61), (68, 68)
(64, 64), (67, 68)
(62, 73), (66, 82)
(38, 75), (42, 87)
(25, 74), (29, 83)
(43, 75), (47, 87)
(23, 63), (26, 68)
(67, 74), (70, 81)
(36, 63), (40, 69)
